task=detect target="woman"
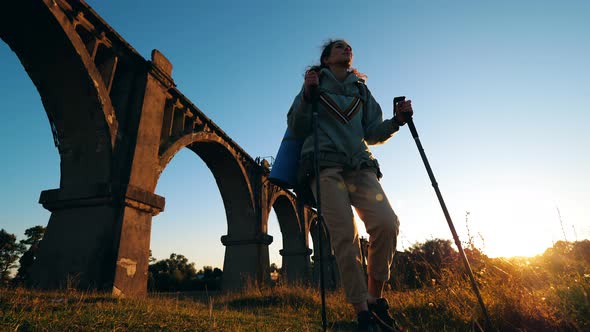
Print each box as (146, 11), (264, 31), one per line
(287, 39), (413, 331)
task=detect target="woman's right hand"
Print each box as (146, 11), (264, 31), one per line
(303, 70), (319, 100)
(394, 100), (413, 125)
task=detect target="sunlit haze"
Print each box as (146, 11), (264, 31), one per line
(1, 1), (588, 270)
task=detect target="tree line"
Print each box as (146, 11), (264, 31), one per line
(148, 252), (222, 292)
(386, 238), (590, 290)
(3, 226), (589, 292)
(0, 226), (45, 286)
(0, 226), (224, 291)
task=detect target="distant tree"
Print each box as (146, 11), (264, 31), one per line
(409, 238), (457, 271)
(199, 265), (214, 279)
(545, 240), (573, 256)
(269, 263), (280, 273)
(196, 265), (223, 290)
(541, 240), (590, 274)
(0, 229), (25, 284)
(148, 253), (197, 291)
(542, 240), (573, 272)
(20, 226), (45, 246)
(571, 240), (590, 265)
(391, 239), (459, 289)
(13, 226), (45, 285)
(147, 253), (224, 292)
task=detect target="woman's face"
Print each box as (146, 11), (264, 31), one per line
(323, 41), (353, 68)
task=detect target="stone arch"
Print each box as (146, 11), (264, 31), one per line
(158, 132), (265, 289)
(0, 0), (118, 187)
(268, 190), (301, 235)
(158, 132), (255, 216)
(267, 191), (310, 283)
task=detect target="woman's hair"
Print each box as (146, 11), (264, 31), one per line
(307, 39), (367, 80)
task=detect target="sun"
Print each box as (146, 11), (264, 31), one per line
(455, 190), (559, 259)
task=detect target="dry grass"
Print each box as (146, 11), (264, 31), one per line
(1, 259), (588, 331)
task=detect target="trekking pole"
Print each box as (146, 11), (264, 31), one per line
(395, 97), (493, 331)
(311, 85), (328, 332)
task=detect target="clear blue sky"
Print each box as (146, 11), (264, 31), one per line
(1, 0), (588, 269)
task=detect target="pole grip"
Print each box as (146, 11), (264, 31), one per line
(393, 96), (406, 116)
(394, 96), (416, 133)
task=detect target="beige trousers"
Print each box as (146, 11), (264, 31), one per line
(311, 167), (399, 304)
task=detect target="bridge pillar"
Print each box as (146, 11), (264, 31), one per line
(32, 184), (163, 297)
(220, 233), (273, 290)
(279, 247), (312, 284)
(111, 186), (164, 297)
(108, 50), (171, 297)
(29, 49), (172, 297)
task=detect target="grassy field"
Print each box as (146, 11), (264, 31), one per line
(2, 241), (589, 331)
(1, 263), (588, 332)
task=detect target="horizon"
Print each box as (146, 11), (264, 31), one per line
(5, 223), (583, 273)
(1, 0), (588, 269)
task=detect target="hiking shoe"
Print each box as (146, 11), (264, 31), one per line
(368, 298), (403, 331)
(356, 310), (379, 332)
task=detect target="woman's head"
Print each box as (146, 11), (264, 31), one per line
(320, 39), (352, 67)
(309, 39), (366, 80)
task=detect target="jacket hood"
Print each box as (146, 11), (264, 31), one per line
(319, 68), (364, 97)
(320, 68), (362, 84)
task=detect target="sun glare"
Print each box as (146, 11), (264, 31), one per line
(462, 187), (561, 258)
(353, 184), (565, 260)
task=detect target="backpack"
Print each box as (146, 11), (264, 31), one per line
(268, 128), (302, 189)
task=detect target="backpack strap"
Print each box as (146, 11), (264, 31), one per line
(355, 80), (370, 129)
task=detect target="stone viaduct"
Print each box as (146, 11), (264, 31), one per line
(1, 0), (338, 297)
